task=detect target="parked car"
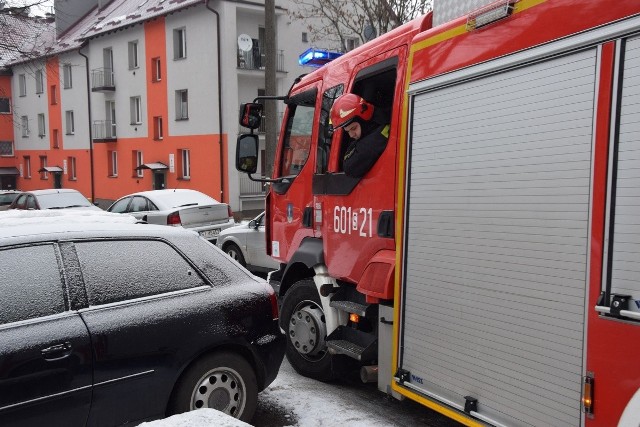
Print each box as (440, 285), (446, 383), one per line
(107, 189), (234, 242)
(0, 190), (20, 211)
(217, 211), (280, 273)
(8, 188), (101, 211)
(0, 211), (284, 426)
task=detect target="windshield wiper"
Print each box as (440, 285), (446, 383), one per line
(177, 203), (198, 208)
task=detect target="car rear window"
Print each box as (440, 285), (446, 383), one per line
(37, 192), (92, 209)
(0, 244), (66, 324)
(74, 239), (208, 305)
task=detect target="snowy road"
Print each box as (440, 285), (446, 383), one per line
(251, 358), (464, 427)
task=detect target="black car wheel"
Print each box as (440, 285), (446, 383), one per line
(224, 243), (246, 267)
(280, 279), (353, 382)
(169, 352), (258, 422)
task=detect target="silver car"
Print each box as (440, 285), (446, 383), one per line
(107, 189), (234, 242)
(217, 212), (279, 273)
(8, 189), (102, 211)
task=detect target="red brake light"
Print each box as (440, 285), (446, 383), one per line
(227, 205), (234, 219)
(167, 211), (181, 226)
(265, 283), (279, 320)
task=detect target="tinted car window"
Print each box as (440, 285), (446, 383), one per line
(75, 239), (208, 305)
(0, 244), (66, 324)
(109, 197), (131, 213)
(26, 195), (37, 209)
(0, 193), (18, 206)
(130, 196), (149, 212)
(13, 194), (27, 209)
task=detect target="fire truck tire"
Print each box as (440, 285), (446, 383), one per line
(280, 278), (348, 382)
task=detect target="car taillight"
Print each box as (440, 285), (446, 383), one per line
(265, 283), (279, 320)
(167, 211), (181, 226)
(227, 205), (234, 219)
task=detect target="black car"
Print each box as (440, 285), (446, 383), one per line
(0, 216), (284, 426)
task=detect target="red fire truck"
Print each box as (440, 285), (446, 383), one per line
(236, 1), (640, 425)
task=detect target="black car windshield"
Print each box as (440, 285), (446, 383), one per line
(37, 192), (92, 209)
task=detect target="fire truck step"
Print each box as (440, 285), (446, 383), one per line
(330, 300), (370, 316)
(326, 325), (377, 361)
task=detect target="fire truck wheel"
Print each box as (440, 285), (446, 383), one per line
(280, 278), (342, 382)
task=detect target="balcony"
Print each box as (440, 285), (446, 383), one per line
(91, 68), (115, 92)
(93, 120), (117, 142)
(237, 49), (285, 72)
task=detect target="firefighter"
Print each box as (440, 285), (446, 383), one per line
(330, 93), (390, 178)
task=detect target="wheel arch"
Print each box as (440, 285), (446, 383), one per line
(165, 342), (264, 416)
(279, 237), (323, 298)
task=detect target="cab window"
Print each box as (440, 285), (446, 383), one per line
(316, 84), (343, 174)
(278, 89), (317, 177)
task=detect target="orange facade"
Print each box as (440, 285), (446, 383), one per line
(9, 16), (227, 205)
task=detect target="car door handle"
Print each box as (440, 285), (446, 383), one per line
(41, 342), (72, 361)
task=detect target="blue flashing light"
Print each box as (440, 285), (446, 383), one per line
(298, 48), (343, 67)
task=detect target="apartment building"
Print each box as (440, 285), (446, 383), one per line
(0, 0), (334, 213)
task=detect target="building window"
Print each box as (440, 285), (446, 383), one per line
(53, 129), (60, 148)
(130, 96), (142, 124)
(175, 89), (188, 120)
(173, 27), (187, 59)
(346, 38), (359, 51)
(40, 155), (48, 179)
(19, 74), (26, 96)
(180, 149), (190, 179)
(65, 110), (75, 135)
(21, 116), (29, 137)
(135, 150), (143, 178)
(35, 69), (44, 94)
(302, 32), (308, 43)
(128, 41), (139, 69)
(0, 97), (10, 113)
(68, 156), (77, 180)
(153, 116), (163, 140)
(152, 57), (162, 82)
(24, 156), (31, 178)
(37, 113), (46, 137)
(50, 85), (57, 104)
(108, 151), (118, 177)
(0, 140), (13, 156)
(63, 64), (72, 88)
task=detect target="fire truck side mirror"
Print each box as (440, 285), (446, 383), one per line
(239, 103), (263, 130)
(236, 134), (259, 174)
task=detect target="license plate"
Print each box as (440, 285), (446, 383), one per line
(199, 229), (220, 239)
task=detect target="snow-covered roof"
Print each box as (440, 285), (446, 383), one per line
(3, 0), (204, 66)
(0, 13), (55, 67)
(54, 0), (202, 56)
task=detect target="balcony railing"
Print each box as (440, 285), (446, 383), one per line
(93, 120), (117, 142)
(91, 67), (115, 92)
(239, 173), (267, 196)
(237, 49), (285, 72)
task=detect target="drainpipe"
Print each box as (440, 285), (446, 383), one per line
(205, 0), (226, 203)
(78, 41), (95, 203)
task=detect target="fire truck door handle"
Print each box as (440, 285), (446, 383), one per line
(380, 317), (393, 325)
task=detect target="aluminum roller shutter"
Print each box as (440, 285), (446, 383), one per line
(608, 36), (640, 311)
(400, 48), (596, 427)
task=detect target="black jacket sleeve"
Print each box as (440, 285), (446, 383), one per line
(343, 124), (389, 178)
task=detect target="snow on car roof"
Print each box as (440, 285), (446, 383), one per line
(133, 189), (220, 209)
(0, 210), (146, 240)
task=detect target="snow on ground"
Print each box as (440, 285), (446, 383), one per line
(139, 409), (252, 427)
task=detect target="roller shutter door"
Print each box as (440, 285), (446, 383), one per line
(609, 36), (640, 310)
(400, 48), (596, 427)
